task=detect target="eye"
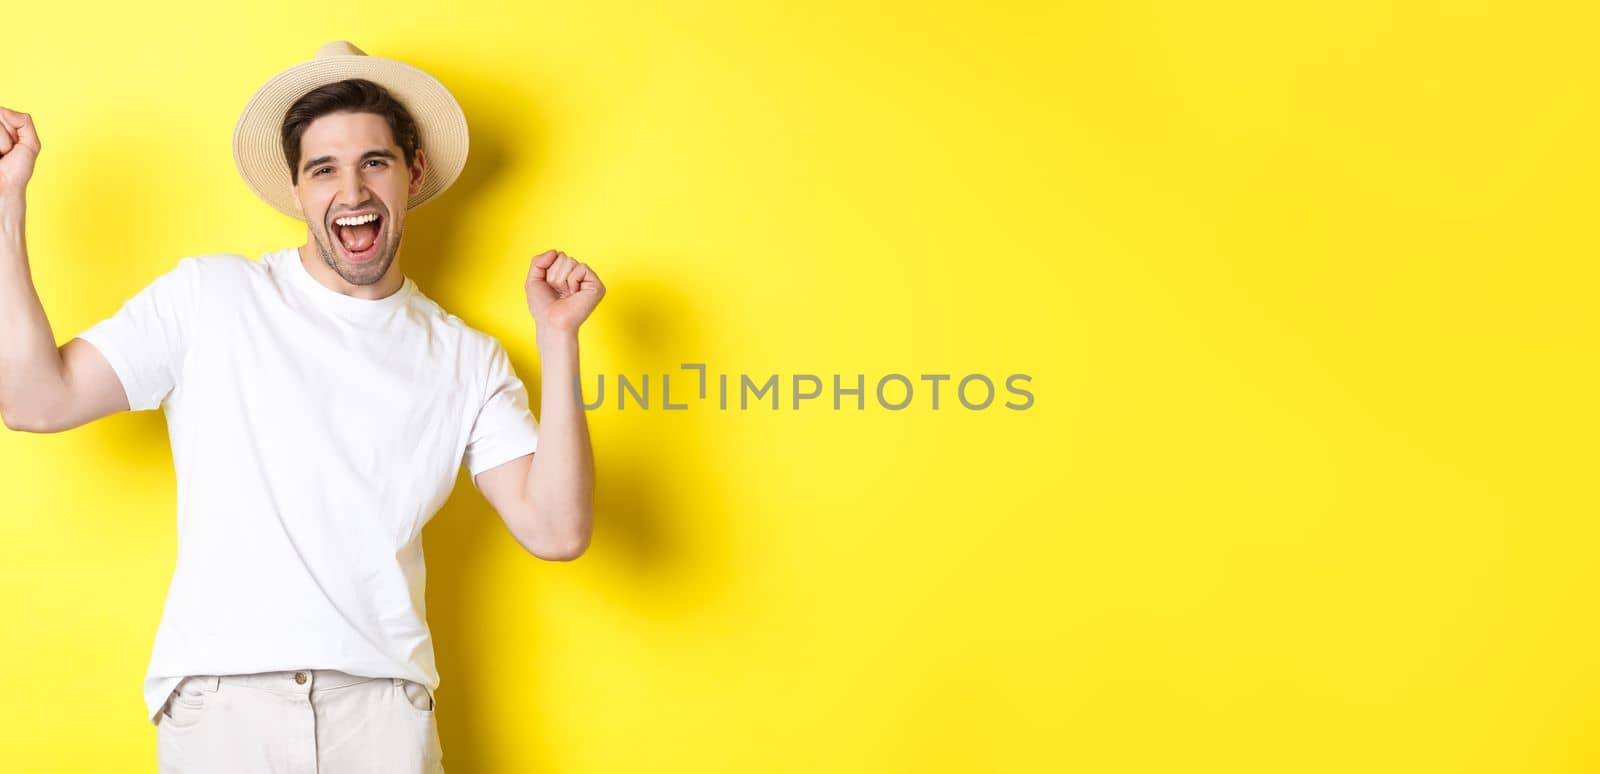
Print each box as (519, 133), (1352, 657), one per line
(312, 166), (332, 176)
(366, 159), (387, 168)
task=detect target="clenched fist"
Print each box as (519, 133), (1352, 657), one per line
(0, 107), (41, 200)
(526, 249), (606, 334)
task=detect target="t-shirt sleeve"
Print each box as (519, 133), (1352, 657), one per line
(73, 257), (200, 412)
(463, 338), (541, 478)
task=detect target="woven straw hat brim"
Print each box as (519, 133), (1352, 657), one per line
(234, 52), (468, 221)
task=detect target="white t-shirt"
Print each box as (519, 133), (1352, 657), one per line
(74, 246), (540, 726)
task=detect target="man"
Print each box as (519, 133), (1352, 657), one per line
(0, 40), (603, 772)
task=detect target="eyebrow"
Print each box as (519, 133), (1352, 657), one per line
(300, 149), (398, 174)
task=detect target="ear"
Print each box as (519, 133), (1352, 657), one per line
(408, 148), (428, 197)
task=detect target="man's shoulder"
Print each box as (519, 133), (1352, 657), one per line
(401, 292), (522, 389)
(174, 252), (264, 281)
(406, 290), (504, 352)
(133, 253), (257, 300)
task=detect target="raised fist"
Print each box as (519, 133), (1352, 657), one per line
(0, 107), (41, 200)
(526, 249), (606, 334)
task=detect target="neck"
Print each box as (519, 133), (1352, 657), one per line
(296, 242), (405, 300)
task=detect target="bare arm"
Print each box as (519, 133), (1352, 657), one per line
(475, 250), (605, 561)
(0, 107), (128, 433)
(475, 330), (595, 560)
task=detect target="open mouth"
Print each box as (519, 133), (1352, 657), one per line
(332, 214), (384, 263)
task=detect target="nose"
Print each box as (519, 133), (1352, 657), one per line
(336, 168), (368, 208)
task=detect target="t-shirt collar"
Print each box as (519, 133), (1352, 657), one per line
(280, 246), (415, 317)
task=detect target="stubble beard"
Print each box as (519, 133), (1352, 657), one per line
(312, 221), (400, 288)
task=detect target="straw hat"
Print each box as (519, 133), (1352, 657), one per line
(233, 40), (469, 220)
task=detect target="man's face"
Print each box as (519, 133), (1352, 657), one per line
(291, 111), (426, 287)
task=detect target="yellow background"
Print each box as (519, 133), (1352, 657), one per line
(2, 0), (1596, 771)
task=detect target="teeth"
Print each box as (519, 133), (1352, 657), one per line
(334, 213), (379, 226)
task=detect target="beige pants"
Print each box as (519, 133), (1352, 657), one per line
(155, 669), (444, 773)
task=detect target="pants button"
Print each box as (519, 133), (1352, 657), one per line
(294, 672), (307, 684)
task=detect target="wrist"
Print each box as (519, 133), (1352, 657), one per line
(0, 195), (24, 240)
(535, 326), (579, 350)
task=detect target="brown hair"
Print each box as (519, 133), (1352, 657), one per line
(281, 78), (420, 185)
